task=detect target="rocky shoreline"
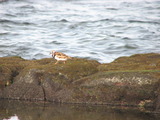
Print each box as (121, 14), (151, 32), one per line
(0, 53), (160, 113)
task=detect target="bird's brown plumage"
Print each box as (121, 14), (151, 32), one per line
(50, 50), (71, 64)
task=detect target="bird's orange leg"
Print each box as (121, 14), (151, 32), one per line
(55, 61), (59, 64)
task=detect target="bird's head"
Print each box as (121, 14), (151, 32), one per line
(50, 50), (56, 55)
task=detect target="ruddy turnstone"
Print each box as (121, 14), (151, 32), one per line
(50, 50), (72, 64)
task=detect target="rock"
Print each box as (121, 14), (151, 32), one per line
(73, 72), (158, 104)
(0, 53), (160, 113)
(154, 79), (160, 113)
(0, 56), (26, 89)
(1, 69), (73, 102)
(0, 57), (99, 102)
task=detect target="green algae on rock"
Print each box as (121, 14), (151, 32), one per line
(98, 53), (160, 71)
(0, 57), (99, 102)
(0, 56), (26, 88)
(0, 53), (160, 113)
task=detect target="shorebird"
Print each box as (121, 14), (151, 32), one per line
(50, 50), (72, 64)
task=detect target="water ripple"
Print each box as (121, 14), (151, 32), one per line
(0, 0), (160, 63)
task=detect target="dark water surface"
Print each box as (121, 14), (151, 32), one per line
(0, 100), (160, 120)
(0, 0), (160, 63)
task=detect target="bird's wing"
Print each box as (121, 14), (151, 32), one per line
(55, 52), (71, 59)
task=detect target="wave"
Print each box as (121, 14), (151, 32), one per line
(128, 20), (160, 24)
(106, 8), (118, 10)
(68, 18), (113, 29)
(74, 18), (111, 25)
(49, 41), (63, 45)
(0, 0), (7, 3)
(0, 18), (34, 25)
(19, 4), (35, 9)
(4, 13), (16, 17)
(50, 19), (69, 23)
(83, 18), (111, 23)
(0, 31), (9, 35)
(50, 18), (111, 24)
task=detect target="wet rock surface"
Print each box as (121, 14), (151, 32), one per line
(0, 53), (160, 113)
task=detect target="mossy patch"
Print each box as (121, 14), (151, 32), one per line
(0, 56), (26, 88)
(1, 53), (160, 110)
(98, 53), (160, 71)
(12, 57), (99, 86)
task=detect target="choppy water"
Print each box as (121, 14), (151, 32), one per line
(0, 0), (160, 63)
(0, 100), (160, 120)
